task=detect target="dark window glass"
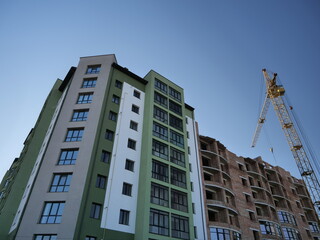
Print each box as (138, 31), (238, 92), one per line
(115, 80), (123, 89)
(77, 93), (93, 104)
(170, 147), (185, 167)
(65, 128), (84, 142)
(108, 111), (117, 121)
(86, 65), (101, 74)
(133, 90), (141, 99)
(122, 182), (132, 196)
(150, 183), (169, 207)
(154, 92), (167, 108)
(112, 95), (120, 104)
(152, 160), (169, 182)
(278, 211), (297, 226)
(90, 203), (101, 219)
(149, 208), (169, 236)
(105, 130), (114, 141)
(85, 236), (96, 240)
(58, 149), (78, 165)
(71, 109), (89, 121)
(169, 114), (183, 131)
(50, 173), (72, 192)
(119, 209), (130, 225)
(96, 175), (106, 189)
(152, 139), (168, 160)
(169, 87), (182, 102)
(82, 78), (97, 88)
(132, 105), (139, 114)
(154, 106), (168, 124)
(155, 79), (167, 93)
(125, 159), (134, 171)
(127, 139), (136, 150)
(309, 222), (320, 233)
(34, 235), (57, 240)
(170, 130), (184, 148)
(130, 121), (138, 131)
(153, 122), (168, 141)
(171, 214), (189, 239)
(171, 167), (187, 189)
(101, 150), (111, 163)
(40, 202), (65, 224)
(169, 100), (182, 116)
(171, 190), (188, 212)
(210, 228), (231, 240)
(260, 221), (276, 235)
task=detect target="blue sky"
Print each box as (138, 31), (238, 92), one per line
(1, 1), (319, 180)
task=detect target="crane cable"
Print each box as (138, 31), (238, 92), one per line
(277, 76), (320, 178)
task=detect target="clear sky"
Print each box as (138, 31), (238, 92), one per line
(0, 0), (319, 181)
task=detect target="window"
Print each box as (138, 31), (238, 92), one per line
(241, 178), (247, 186)
(169, 100), (182, 116)
(154, 106), (168, 123)
(122, 182), (132, 196)
(155, 79), (167, 93)
(77, 93), (93, 104)
(260, 220), (276, 235)
(278, 211), (297, 226)
(115, 80), (123, 89)
(82, 78), (97, 88)
(149, 209), (169, 236)
(244, 193), (251, 202)
(71, 109), (89, 121)
(309, 222), (320, 233)
(112, 95), (120, 104)
(108, 111), (117, 121)
(152, 160), (169, 182)
(58, 149), (78, 165)
(65, 128), (84, 142)
(131, 104), (139, 114)
(171, 167), (187, 188)
(169, 87), (181, 102)
(40, 202), (65, 224)
(96, 175), (106, 189)
(50, 173), (72, 192)
(130, 121), (138, 131)
(105, 130), (114, 141)
(171, 189), (188, 212)
(170, 130), (184, 148)
(133, 90), (141, 99)
(34, 235), (57, 240)
(153, 122), (168, 141)
(119, 209), (130, 225)
(127, 139), (136, 150)
(85, 236), (96, 240)
(86, 65), (101, 74)
(210, 228), (231, 240)
(151, 183), (169, 207)
(90, 203), (101, 219)
(125, 159), (134, 171)
(169, 114), (183, 131)
(282, 227), (301, 240)
(152, 139), (168, 160)
(170, 147), (185, 167)
(154, 92), (168, 108)
(101, 150), (111, 163)
(249, 211), (255, 221)
(171, 214), (189, 239)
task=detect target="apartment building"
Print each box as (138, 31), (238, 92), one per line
(0, 54), (207, 240)
(199, 135), (320, 240)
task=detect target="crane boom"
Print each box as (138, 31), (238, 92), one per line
(252, 69), (320, 218)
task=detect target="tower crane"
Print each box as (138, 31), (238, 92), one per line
(251, 69), (320, 218)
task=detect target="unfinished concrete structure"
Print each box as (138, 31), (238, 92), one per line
(199, 135), (320, 240)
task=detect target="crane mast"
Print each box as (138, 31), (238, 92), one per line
(252, 69), (320, 218)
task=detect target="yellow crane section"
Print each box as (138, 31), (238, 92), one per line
(251, 69), (320, 218)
